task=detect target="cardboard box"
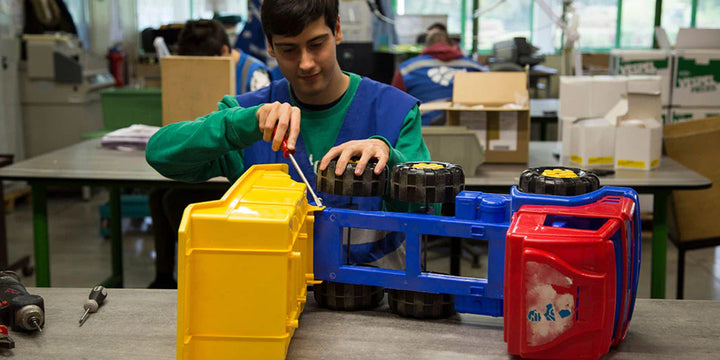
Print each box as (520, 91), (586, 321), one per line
(664, 116), (720, 241)
(582, 53), (610, 75)
(609, 49), (673, 106)
(662, 107), (670, 125)
(559, 76), (627, 119)
(671, 49), (720, 107)
(135, 62), (161, 88)
(559, 76), (627, 158)
(612, 76), (663, 170)
(569, 117), (615, 166)
(423, 72), (530, 163)
(421, 126), (485, 174)
(667, 107), (720, 124)
(160, 56), (235, 126)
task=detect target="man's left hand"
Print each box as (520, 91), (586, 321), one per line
(319, 139), (390, 176)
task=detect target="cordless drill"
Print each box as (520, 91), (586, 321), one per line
(0, 271), (44, 333)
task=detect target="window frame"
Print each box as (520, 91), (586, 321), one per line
(392, 0), (709, 54)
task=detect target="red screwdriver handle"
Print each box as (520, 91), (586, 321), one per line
(271, 127), (295, 158)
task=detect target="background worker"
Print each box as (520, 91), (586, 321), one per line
(392, 23), (487, 125)
(145, 0), (431, 288)
(177, 19), (272, 94)
(145, 19), (273, 288)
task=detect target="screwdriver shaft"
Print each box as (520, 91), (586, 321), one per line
(288, 153), (323, 207)
(79, 309), (90, 326)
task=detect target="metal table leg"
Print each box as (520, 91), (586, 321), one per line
(101, 186), (123, 288)
(651, 190), (670, 299)
(31, 183), (50, 287)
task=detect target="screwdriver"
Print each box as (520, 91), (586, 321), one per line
(78, 286), (107, 327)
(273, 127), (323, 207)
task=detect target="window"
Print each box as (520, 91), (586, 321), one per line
(477, 1), (532, 51)
(573, 0), (617, 50)
(660, 0), (692, 44)
(137, 0), (248, 30)
(396, 0), (465, 46)
(696, 0), (720, 29)
(619, 0), (656, 48)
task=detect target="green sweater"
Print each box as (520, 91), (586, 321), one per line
(146, 73), (430, 185)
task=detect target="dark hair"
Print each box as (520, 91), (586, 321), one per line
(261, 0), (339, 47)
(427, 22), (447, 33)
(177, 19), (230, 56)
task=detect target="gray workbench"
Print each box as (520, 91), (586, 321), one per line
(7, 288), (719, 359)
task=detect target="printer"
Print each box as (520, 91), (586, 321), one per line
(20, 33), (115, 157)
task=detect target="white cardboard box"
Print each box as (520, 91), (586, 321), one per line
(613, 77), (663, 171)
(667, 107), (720, 124)
(610, 49), (673, 106)
(569, 117), (615, 166)
(559, 76), (627, 158)
(559, 76), (627, 119)
(672, 49), (720, 107)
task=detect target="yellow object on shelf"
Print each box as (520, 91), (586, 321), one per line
(176, 164), (322, 360)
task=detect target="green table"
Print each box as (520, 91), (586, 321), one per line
(0, 139), (227, 288)
(463, 142), (711, 299)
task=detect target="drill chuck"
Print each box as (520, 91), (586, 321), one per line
(15, 304), (44, 331)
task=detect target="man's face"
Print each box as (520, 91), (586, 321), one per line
(268, 16), (343, 104)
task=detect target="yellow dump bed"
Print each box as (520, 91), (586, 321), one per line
(176, 164), (320, 359)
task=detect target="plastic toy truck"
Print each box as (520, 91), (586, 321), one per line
(176, 162), (640, 360)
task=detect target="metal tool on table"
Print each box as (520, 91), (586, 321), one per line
(79, 286), (107, 326)
(0, 271), (44, 334)
(273, 127), (323, 207)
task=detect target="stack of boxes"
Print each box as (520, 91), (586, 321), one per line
(559, 76), (663, 171)
(420, 72), (531, 164)
(609, 28), (720, 124)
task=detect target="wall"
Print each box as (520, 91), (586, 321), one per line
(89, 0), (138, 74)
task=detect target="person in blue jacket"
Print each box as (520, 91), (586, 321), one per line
(145, 0), (430, 288)
(177, 19), (271, 94)
(392, 23), (487, 125)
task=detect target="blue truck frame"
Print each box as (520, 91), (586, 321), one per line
(313, 185), (641, 324)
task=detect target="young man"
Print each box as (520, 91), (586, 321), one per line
(392, 23), (487, 125)
(145, 0), (430, 288)
(177, 19), (271, 94)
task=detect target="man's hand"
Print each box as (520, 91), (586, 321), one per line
(319, 139), (390, 176)
(256, 102), (301, 152)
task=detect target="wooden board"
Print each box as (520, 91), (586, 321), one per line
(160, 56), (235, 126)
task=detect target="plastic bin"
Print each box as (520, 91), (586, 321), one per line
(100, 88), (162, 130)
(176, 164), (320, 360)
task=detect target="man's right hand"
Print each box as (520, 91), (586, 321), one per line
(256, 102), (301, 152)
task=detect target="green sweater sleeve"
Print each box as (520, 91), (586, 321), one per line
(370, 104), (434, 213)
(370, 104), (430, 167)
(145, 96), (263, 183)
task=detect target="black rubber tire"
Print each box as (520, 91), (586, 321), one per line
(387, 289), (455, 319)
(313, 281), (385, 311)
(389, 162), (464, 204)
(316, 158), (388, 197)
(518, 167), (600, 196)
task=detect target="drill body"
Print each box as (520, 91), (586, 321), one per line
(0, 271), (44, 332)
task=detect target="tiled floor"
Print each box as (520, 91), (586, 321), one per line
(4, 188), (720, 299)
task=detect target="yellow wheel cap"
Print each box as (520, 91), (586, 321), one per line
(541, 168), (578, 178)
(412, 163), (445, 169)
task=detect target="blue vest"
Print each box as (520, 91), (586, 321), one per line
(234, 77), (418, 211)
(236, 52), (270, 94)
(399, 55), (486, 125)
